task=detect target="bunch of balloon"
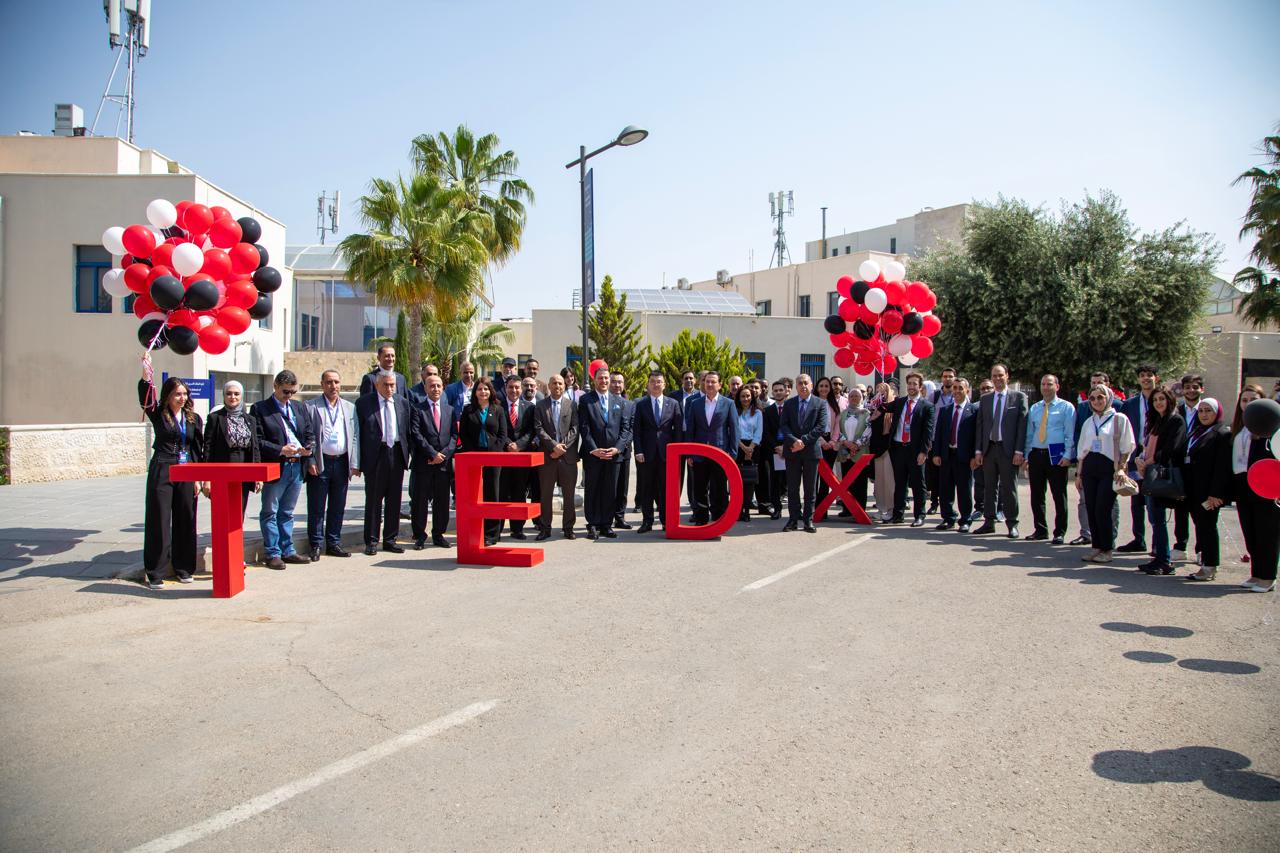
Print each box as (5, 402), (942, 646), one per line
(99, 199), (281, 356)
(821, 259), (942, 376)
(1242, 398), (1280, 499)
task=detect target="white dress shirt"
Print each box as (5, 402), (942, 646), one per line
(379, 395), (398, 446)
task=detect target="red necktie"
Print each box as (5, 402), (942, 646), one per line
(510, 401), (518, 427)
(950, 407), (960, 446)
(903, 399), (914, 443)
(432, 401), (440, 431)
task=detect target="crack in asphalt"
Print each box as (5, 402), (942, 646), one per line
(286, 626), (395, 733)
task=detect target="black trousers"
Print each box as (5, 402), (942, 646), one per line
(926, 456), (941, 503)
(410, 463), (451, 540)
(937, 452), (973, 523)
(307, 454), (350, 548)
(690, 457), (729, 523)
(1081, 453), (1119, 551)
(816, 446), (838, 505)
(982, 442), (1019, 524)
(770, 459), (787, 513)
(1173, 504), (1190, 549)
(144, 456), (197, 579)
(1128, 466), (1147, 545)
(1235, 473), (1279, 581)
(636, 455), (668, 526)
(614, 456), (631, 521)
(501, 466), (532, 534)
(1028, 448), (1069, 537)
(1189, 502), (1221, 567)
(890, 442), (927, 519)
(363, 444), (406, 545)
(753, 451), (772, 509)
(786, 455), (820, 523)
(583, 456), (621, 529)
(850, 456), (871, 511)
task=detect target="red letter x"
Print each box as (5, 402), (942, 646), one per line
(813, 455), (873, 524)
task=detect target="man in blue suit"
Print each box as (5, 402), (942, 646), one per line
(633, 370), (683, 532)
(443, 361), (477, 415)
(578, 364), (633, 539)
(409, 374), (455, 550)
(1118, 364), (1159, 553)
(780, 373), (826, 532)
(683, 371), (738, 525)
(932, 378), (978, 531)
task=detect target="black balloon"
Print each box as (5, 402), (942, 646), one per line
(851, 280), (870, 303)
(150, 275), (185, 310)
(1243, 398), (1280, 438)
(183, 279), (220, 311)
(162, 226), (187, 240)
(823, 314), (846, 335)
(253, 266), (282, 293)
(237, 216), (262, 244)
(852, 319), (876, 339)
(253, 244), (269, 268)
(248, 291), (273, 320)
(167, 325), (199, 356)
(901, 312), (924, 335)
(137, 319), (168, 350)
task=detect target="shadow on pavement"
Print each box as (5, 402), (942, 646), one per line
(76, 581), (208, 599)
(1101, 622), (1195, 638)
(1092, 746), (1280, 801)
(1177, 658), (1262, 675)
(1123, 650), (1177, 663)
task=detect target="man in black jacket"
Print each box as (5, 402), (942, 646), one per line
(632, 371), (683, 532)
(578, 364), (633, 539)
(887, 371), (937, 527)
(359, 343), (409, 397)
(931, 378), (977, 532)
(499, 375), (538, 540)
(249, 370), (315, 569)
(409, 374), (455, 549)
(355, 370), (417, 555)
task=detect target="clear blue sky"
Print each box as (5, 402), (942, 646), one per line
(2, 0), (1277, 318)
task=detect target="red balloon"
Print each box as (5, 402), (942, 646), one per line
(167, 308), (198, 328)
(228, 243), (261, 275)
(836, 275), (854, 298)
(174, 200), (193, 223)
(199, 323), (232, 355)
(833, 347), (856, 369)
(1248, 458), (1280, 499)
(200, 247), (233, 281)
(915, 286), (937, 312)
(152, 242), (176, 270)
(124, 263), (151, 293)
(911, 336), (935, 359)
(146, 264), (175, 285)
(182, 203), (215, 234)
(921, 314), (942, 337)
(881, 354), (898, 374)
(884, 279), (906, 305)
(208, 218), (243, 250)
(838, 299), (859, 322)
(857, 303), (880, 325)
(132, 293), (158, 319)
(121, 224), (156, 258)
(210, 205), (233, 222)
(224, 279), (259, 309)
(853, 360), (873, 375)
(217, 306), (252, 335)
(905, 281), (929, 307)
(872, 273), (886, 287)
(881, 310), (904, 335)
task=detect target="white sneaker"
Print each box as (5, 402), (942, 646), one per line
(1171, 549), (1187, 563)
(1247, 580), (1276, 593)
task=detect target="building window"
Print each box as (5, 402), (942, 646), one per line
(827, 291), (840, 316)
(756, 300), (771, 316)
(830, 249), (837, 258)
(565, 347), (582, 371)
(298, 312), (320, 350)
(518, 353), (533, 374)
(797, 295), (811, 317)
(890, 237), (897, 254)
(800, 353), (825, 380)
(74, 245), (113, 313)
(259, 308), (273, 331)
(744, 351), (766, 379)
(844, 246), (851, 255)
(362, 325), (378, 350)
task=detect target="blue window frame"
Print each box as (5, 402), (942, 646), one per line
(565, 347), (582, 370)
(74, 245), (113, 313)
(797, 295), (811, 318)
(800, 353), (825, 380)
(827, 291), (840, 316)
(744, 351), (766, 379)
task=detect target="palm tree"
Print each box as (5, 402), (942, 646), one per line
(338, 173), (490, 370)
(1234, 127), (1280, 329)
(421, 303), (513, 381)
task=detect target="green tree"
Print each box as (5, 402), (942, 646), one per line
(567, 276), (652, 394)
(393, 310), (409, 377)
(910, 191), (1219, 392)
(651, 329), (754, 390)
(1233, 126), (1280, 329)
(421, 304), (514, 381)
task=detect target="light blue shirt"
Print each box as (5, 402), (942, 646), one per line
(1025, 397), (1077, 460)
(737, 409), (762, 443)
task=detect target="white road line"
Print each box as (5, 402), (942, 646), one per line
(740, 534), (873, 592)
(126, 700), (499, 853)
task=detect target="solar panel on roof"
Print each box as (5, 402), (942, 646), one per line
(618, 288), (755, 315)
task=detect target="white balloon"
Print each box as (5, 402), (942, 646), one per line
(102, 268), (130, 298)
(899, 354), (920, 366)
(864, 287), (888, 313)
(858, 260), (881, 282)
(142, 311), (166, 323)
(888, 334), (913, 357)
(171, 243), (205, 277)
(196, 315), (217, 331)
(884, 260), (907, 283)
(146, 198), (178, 229)
(102, 226), (126, 256)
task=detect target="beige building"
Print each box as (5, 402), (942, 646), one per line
(804, 203), (968, 261)
(1190, 279), (1280, 399)
(0, 134), (292, 483)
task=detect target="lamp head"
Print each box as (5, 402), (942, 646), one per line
(616, 125), (648, 146)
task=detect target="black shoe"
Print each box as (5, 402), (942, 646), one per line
(935, 521), (956, 531)
(326, 545), (352, 557)
(613, 519), (633, 530)
(802, 522), (817, 533)
(889, 516), (905, 525)
(739, 513), (752, 523)
(414, 538), (427, 550)
(1068, 535), (1091, 546)
(1051, 535), (1065, 545)
(1007, 525), (1020, 539)
(1024, 532), (1049, 541)
(585, 525), (597, 539)
(563, 530), (576, 540)
(910, 517), (925, 528)
(1116, 540), (1147, 553)
(1142, 560), (1174, 575)
(770, 508), (782, 520)
(310, 546), (322, 562)
(484, 536), (499, 547)
(509, 530), (527, 540)
(145, 576), (165, 589)
(282, 553), (310, 565)
(433, 535), (452, 548)
(971, 523), (997, 535)
(928, 501), (940, 515)
(383, 541), (405, 554)
(535, 530), (551, 542)
(363, 546), (377, 557)
(600, 528), (618, 539)
(637, 523), (653, 534)
(783, 521), (798, 532)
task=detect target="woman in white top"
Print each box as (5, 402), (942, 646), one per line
(1075, 384), (1137, 563)
(837, 385), (872, 516)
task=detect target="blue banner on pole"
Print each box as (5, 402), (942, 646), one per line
(584, 168), (595, 307)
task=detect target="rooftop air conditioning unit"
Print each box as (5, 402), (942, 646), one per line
(716, 269), (731, 287)
(676, 277), (690, 290)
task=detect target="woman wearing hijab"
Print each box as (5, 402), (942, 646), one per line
(1180, 398), (1232, 581)
(203, 380), (263, 517)
(1075, 384), (1136, 564)
(1231, 384), (1278, 592)
(1134, 386), (1187, 575)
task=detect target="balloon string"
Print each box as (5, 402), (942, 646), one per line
(141, 352), (157, 409)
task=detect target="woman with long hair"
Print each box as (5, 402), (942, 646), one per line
(139, 353), (205, 589)
(734, 385), (763, 523)
(202, 380), (262, 518)
(813, 377), (841, 507)
(868, 382), (897, 522)
(560, 367), (582, 403)
(1231, 384), (1277, 591)
(1134, 385), (1187, 575)
(457, 376), (511, 546)
(1180, 398), (1232, 581)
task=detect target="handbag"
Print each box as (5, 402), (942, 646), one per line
(738, 460), (760, 485)
(1145, 463), (1185, 501)
(1110, 418), (1140, 496)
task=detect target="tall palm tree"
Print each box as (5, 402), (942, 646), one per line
(338, 173), (490, 370)
(1234, 127), (1280, 329)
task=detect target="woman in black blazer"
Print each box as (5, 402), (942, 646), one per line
(457, 377), (512, 545)
(1134, 386), (1187, 575)
(867, 382), (896, 522)
(202, 380), (263, 518)
(1179, 398), (1232, 581)
(139, 353), (205, 589)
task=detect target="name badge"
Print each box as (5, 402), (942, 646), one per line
(1091, 439), (1102, 453)
(177, 451), (189, 464)
(323, 428), (342, 453)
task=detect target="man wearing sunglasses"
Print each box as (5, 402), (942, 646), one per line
(250, 370), (315, 570)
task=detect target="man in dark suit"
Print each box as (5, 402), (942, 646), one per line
(406, 362), (440, 408)
(359, 343), (409, 397)
(633, 370), (683, 532)
(355, 370), (416, 555)
(1117, 364), (1160, 553)
(609, 372), (636, 530)
(683, 371), (739, 525)
(1172, 373), (1204, 557)
(764, 380), (789, 520)
(533, 374), (579, 540)
(250, 370), (315, 569)
(932, 378), (977, 532)
(781, 373), (827, 532)
(499, 375), (538, 540)
(408, 373), (454, 549)
(578, 364), (633, 539)
(668, 370), (698, 407)
(972, 363), (1028, 538)
(887, 371), (937, 526)
(926, 367), (957, 515)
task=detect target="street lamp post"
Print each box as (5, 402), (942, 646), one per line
(566, 125), (649, 372)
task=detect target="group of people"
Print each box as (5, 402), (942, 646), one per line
(138, 346), (1278, 595)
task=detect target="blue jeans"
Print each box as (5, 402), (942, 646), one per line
(1146, 495), (1170, 561)
(260, 460), (304, 557)
(307, 454), (350, 548)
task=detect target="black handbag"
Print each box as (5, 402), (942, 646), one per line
(738, 461), (760, 485)
(1145, 463), (1185, 501)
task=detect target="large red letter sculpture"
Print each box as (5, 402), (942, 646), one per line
(664, 442), (744, 540)
(454, 451), (544, 567)
(169, 462), (280, 598)
(812, 455), (873, 523)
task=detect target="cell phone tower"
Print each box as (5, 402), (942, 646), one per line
(317, 190), (341, 244)
(91, 0), (151, 143)
(769, 190), (793, 268)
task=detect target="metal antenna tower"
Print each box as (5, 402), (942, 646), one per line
(91, 1), (151, 143)
(316, 190), (341, 244)
(768, 190), (794, 268)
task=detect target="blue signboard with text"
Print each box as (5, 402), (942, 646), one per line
(162, 373), (214, 404)
(583, 167), (595, 307)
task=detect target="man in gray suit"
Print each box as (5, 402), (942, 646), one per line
(972, 363), (1028, 538)
(305, 370), (360, 561)
(534, 373), (580, 540)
